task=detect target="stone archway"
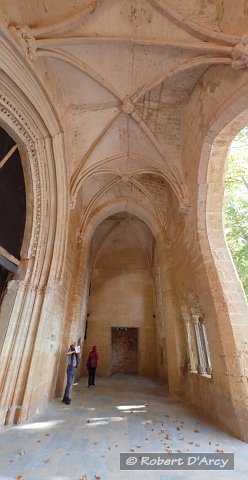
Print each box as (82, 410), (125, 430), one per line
(0, 28), (68, 425)
(196, 97), (248, 441)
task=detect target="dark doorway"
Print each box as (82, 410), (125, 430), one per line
(111, 327), (138, 374)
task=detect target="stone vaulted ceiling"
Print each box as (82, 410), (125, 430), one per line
(5, 0), (247, 235)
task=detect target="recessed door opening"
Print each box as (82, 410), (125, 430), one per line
(111, 327), (138, 375)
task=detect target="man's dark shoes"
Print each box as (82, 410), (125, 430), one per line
(62, 396), (71, 404)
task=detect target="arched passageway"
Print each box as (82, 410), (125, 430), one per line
(0, 0), (248, 455)
(83, 212), (158, 378)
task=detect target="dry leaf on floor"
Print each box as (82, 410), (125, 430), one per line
(188, 442), (193, 445)
(176, 427), (181, 431)
(165, 434), (171, 440)
(164, 414), (170, 418)
(19, 450), (25, 456)
(136, 445), (141, 448)
(80, 475), (88, 480)
(95, 476), (101, 479)
(194, 429), (199, 433)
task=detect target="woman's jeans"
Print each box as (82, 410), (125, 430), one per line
(64, 366), (76, 399)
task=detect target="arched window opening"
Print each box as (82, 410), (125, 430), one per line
(224, 127), (248, 298)
(0, 126), (26, 301)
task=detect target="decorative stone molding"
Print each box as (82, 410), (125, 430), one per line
(9, 25), (37, 60)
(232, 36), (248, 69)
(0, 95), (42, 261)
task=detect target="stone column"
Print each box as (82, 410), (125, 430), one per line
(201, 320), (212, 375)
(181, 306), (197, 373)
(192, 314), (207, 375)
(156, 232), (183, 396)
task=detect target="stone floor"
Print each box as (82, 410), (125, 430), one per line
(0, 375), (247, 480)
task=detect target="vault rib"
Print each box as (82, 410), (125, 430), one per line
(131, 56), (232, 103)
(130, 111), (188, 208)
(70, 112), (122, 200)
(36, 35), (233, 54)
(36, 48), (124, 101)
(130, 178), (165, 231)
(146, 0), (240, 46)
(31, 0), (104, 37)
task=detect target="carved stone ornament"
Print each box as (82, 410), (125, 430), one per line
(9, 25), (37, 60)
(0, 94), (42, 259)
(232, 35), (248, 69)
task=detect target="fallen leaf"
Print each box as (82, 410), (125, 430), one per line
(136, 445), (141, 448)
(194, 429), (199, 433)
(165, 434), (171, 440)
(164, 414), (170, 418)
(188, 442), (193, 445)
(80, 475), (88, 480)
(19, 450), (25, 456)
(95, 476), (101, 480)
(176, 427), (181, 431)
